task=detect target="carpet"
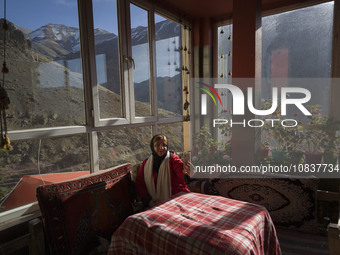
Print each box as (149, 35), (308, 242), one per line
(212, 178), (319, 232)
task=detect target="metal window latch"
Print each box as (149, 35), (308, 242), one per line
(123, 55), (135, 69)
(130, 57), (135, 70)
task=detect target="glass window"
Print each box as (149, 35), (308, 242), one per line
(217, 24), (233, 80)
(130, 4), (152, 117)
(217, 23), (233, 119)
(98, 126), (152, 169)
(210, 23), (233, 154)
(262, 2), (334, 110)
(93, 0), (123, 119)
(261, 2), (334, 157)
(0, 134), (90, 212)
(155, 14), (183, 118)
(3, 0), (85, 130)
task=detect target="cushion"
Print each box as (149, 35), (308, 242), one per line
(36, 163), (134, 255)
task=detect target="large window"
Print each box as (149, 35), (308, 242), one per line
(261, 2), (334, 151)
(93, 0), (123, 119)
(217, 23), (233, 119)
(4, 0), (85, 130)
(155, 14), (183, 118)
(209, 2), (334, 166)
(262, 2), (334, 111)
(0, 0), (186, 215)
(131, 4), (152, 117)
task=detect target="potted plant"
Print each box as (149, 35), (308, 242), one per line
(191, 124), (232, 166)
(335, 131), (340, 164)
(261, 100), (289, 163)
(321, 118), (340, 164)
(303, 105), (328, 164)
(260, 142), (270, 160)
(285, 120), (305, 164)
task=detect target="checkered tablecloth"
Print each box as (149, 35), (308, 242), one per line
(108, 192), (281, 255)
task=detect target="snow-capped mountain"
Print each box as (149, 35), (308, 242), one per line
(24, 20), (179, 59)
(29, 24), (80, 52)
(27, 24), (117, 56)
(13, 19), (182, 99)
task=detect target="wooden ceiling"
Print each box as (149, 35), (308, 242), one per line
(150, 0), (325, 19)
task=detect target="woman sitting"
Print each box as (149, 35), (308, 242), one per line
(136, 134), (190, 208)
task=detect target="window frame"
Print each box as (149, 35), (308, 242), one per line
(6, 0), (187, 171)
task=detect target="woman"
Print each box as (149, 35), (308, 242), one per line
(136, 134), (190, 208)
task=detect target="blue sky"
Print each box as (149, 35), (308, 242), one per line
(0, 0), (165, 33)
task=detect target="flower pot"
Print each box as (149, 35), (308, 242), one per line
(271, 149), (286, 164)
(261, 147), (270, 159)
(323, 152), (338, 164)
(304, 152), (323, 164)
(288, 151), (304, 164)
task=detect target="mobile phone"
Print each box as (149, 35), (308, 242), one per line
(182, 151), (191, 164)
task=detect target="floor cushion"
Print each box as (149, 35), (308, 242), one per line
(36, 163), (134, 255)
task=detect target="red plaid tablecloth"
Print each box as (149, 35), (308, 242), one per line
(108, 192), (281, 255)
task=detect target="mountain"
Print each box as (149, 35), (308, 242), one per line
(22, 20), (181, 93)
(130, 19), (181, 45)
(0, 19), (32, 51)
(14, 24), (32, 36)
(28, 24), (80, 58)
(26, 24), (118, 59)
(94, 28), (117, 46)
(20, 19), (179, 59)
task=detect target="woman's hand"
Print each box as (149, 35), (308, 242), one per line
(183, 161), (193, 176)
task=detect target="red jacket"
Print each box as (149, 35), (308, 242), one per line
(136, 153), (190, 202)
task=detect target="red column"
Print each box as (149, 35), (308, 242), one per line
(231, 0), (262, 166)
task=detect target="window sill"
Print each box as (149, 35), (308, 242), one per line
(0, 202), (41, 231)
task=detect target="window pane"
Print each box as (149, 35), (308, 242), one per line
(262, 2), (334, 108)
(0, 134), (90, 212)
(261, 2), (334, 156)
(217, 24), (233, 118)
(93, 0), (123, 118)
(155, 14), (183, 118)
(158, 123), (184, 153)
(130, 4), (152, 116)
(98, 126), (152, 169)
(2, 0), (85, 130)
(216, 24), (233, 149)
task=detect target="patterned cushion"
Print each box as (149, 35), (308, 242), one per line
(36, 163), (134, 255)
